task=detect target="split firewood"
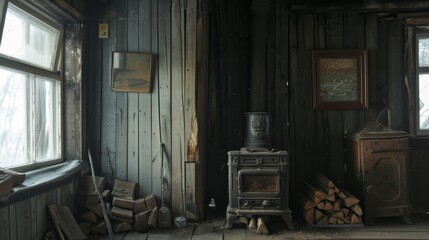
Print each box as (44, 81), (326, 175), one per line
(87, 203), (102, 217)
(337, 218), (345, 224)
(111, 206), (133, 219)
(302, 181), (328, 201)
(332, 201), (340, 211)
(315, 173), (336, 188)
(349, 204), (363, 216)
(349, 212), (361, 224)
(323, 201), (333, 211)
(316, 200), (324, 209)
(256, 217), (269, 234)
(85, 196), (99, 206)
(336, 190), (347, 199)
(297, 193), (316, 210)
(335, 211), (345, 220)
(91, 221), (107, 235)
(145, 194), (158, 210)
(328, 216), (337, 224)
(112, 179), (137, 199)
(314, 180), (336, 196)
(344, 216), (351, 224)
(239, 217), (249, 226)
(315, 215), (328, 225)
(102, 189), (112, 202)
(341, 190), (360, 207)
(334, 186), (340, 194)
(81, 211), (98, 223)
(314, 208), (324, 222)
(134, 198), (147, 214)
(113, 197), (134, 210)
(341, 208), (350, 216)
(78, 176), (105, 196)
(79, 222), (92, 236)
(249, 217), (257, 230)
(0, 174), (13, 198)
(326, 194), (336, 202)
(148, 206), (158, 228)
(108, 211), (134, 223)
(113, 222), (133, 233)
(134, 210), (151, 233)
(302, 208), (314, 224)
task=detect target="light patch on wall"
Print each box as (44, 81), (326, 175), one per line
(99, 23), (109, 38)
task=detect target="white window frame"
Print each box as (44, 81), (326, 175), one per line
(0, 0), (63, 171)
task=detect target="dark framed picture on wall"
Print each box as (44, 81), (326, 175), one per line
(312, 49), (368, 110)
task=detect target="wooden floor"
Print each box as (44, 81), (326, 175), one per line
(92, 214), (429, 240)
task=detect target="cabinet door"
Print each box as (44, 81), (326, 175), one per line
(364, 153), (406, 208)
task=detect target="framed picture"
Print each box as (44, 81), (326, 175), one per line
(312, 49), (368, 110)
(111, 52), (153, 93)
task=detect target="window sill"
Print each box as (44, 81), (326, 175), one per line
(0, 160), (85, 207)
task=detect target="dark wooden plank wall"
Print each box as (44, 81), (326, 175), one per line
(205, 0), (412, 213)
(86, 0), (203, 218)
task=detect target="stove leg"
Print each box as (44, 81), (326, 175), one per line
(281, 213), (293, 229)
(225, 212), (237, 229)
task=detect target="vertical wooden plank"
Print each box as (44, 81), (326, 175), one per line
(171, 0), (185, 216)
(158, 0), (172, 208)
(387, 21), (406, 130)
(325, 12), (345, 183)
(31, 196), (37, 239)
(0, 206), (9, 240)
(185, 0), (198, 220)
(9, 204), (16, 240)
(138, 0), (153, 197)
(101, 0), (117, 187)
(150, 0), (161, 201)
(16, 199), (31, 240)
(116, 0), (129, 181)
(36, 192), (47, 238)
(127, 0), (139, 185)
(366, 13), (378, 121)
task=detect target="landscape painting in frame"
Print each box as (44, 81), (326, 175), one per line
(111, 52), (153, 93)
(312, 49), (368, 110)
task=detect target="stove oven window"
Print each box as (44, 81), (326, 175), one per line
(241, 175), (279, 192)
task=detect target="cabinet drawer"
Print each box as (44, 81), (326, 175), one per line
(363, 139), (405, 153)
(239, 157), (280, 165)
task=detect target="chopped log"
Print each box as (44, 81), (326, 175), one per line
(302, 181), (328, 201)
(134, 198), (147, 214)
(336, 190), (347, 199)
(112, 179), (137, 199)
(148, 206), (158, 228)
(91, 221), (107, 235)
(48, 204), (87, 240)
(341, 208), (350, 217)
(315, 173), (336, 188)
(113, 222), (133, 233)
(316, 200), (324, 209)
(239, 217), (249, 226)
(334, 186), (340, 194)
(108, 211), (134, 223)
(335, 211), (345, 220)
(113, 197), (134, 210)
(349, 212), (361, 224)
(350, 204), (363, 216)
(81, 211), (98, 223)
(341, 190), (360, 207)
(79, 222), (92, 236)
(249, 217), (257, 230)
(87, 204), (102, 217)
(78, 175), (105, 196)
(315, 215), (328, 225)
(256, 217), (269, 234)
(134, 210), (151, 233)
(302, 208), (314, 224)
(145, 194), (157, 210)
(332, 201), (340, 211)
(0, 168), (25, 186)
(85, 196), (99, 206)
(297, 193), (316, 210)
(326, 194), (336, 202)
(314, 208), (324, 222)
(344, 216), (351, 224)
(323, 201), (333, 211)
(0, 174), (13, 197)
(111, 206), (133, 219)
(328, 216), (337, 224)
(337, 218), (345, 224)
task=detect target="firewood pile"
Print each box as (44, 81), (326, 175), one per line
(77, 176), (165, 236)
(298, 174), (363, 225)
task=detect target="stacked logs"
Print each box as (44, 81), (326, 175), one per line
(77, 176), (162, 236)
(298, 174), (363, 225)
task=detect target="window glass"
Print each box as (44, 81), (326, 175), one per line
(0, 3), (60, 71)
(419, 74), (429, 130)
(419, 38), (429, 67)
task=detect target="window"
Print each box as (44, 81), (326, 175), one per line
(0, 1), (62, 169)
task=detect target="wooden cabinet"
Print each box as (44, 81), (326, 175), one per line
(346, 133), (412, 224)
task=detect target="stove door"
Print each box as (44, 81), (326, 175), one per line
(238, 169), (281, 197)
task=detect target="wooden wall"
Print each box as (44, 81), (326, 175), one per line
(0, 183), (76, 240)
(86, 0), (204, 219)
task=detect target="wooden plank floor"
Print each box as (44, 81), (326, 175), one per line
(92, 214), (429, 240)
